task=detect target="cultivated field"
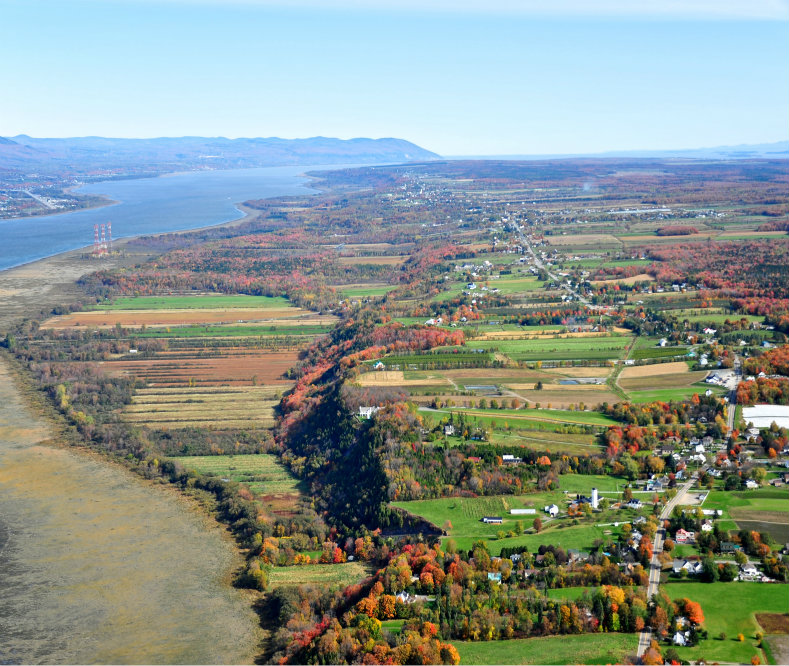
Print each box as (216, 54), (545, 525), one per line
(95, 294), (292, 310)
(170, 453), (305, 515)
(356, 370), (450, 387)
(619, 361), (691, 378)
(267, 561), (374, 589)
(104, 350), (299, 387)
(124, 386), (279, 429)
(41, 307), (317, 329)
(456, 633), (638, 665)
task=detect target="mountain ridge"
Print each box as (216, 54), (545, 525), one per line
(0, 135), (440, 172)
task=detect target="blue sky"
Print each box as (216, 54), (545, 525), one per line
(2, 0), (787, 155)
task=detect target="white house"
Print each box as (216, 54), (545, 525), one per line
(745, 479), (759, 490)
(544, 504), (559, 517)
(444, 424), (456, 436)
(673, 559), (703, 575)
(359, 406), (380, 420)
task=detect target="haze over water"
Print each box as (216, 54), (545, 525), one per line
(0, 165), (323, 272)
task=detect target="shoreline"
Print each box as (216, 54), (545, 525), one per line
(0, 165), (330, 275)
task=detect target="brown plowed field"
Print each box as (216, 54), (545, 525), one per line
(103, 351), (299, 386)
(41, 308), (318, 329)
(620, 361), (690, 378)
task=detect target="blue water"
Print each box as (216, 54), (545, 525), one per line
(0, 165), (329, 272)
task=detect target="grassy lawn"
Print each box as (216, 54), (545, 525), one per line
(96, 294), (291, 310)
(456, 632), (638, 665)
(661, 582), (789, 664)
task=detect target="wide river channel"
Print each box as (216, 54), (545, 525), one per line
(0, 164), (343, 663)
(0, 164), (327, 271)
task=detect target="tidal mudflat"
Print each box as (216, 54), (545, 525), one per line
(0, 358), (260, 664)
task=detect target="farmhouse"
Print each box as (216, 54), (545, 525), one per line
(673, 559), (703, 575)
(544, 504), (559, 517)
(358, 406), (380, 419)
(675, 528), (696, 544)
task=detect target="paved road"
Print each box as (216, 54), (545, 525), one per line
(509, 223), (607, 312)
(726, 356), (741, 436)
(636, 473), (700, 657)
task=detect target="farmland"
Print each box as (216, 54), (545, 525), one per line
(105, 350), (299, 387)
(95, 294), (292, 310)
(456, 633), (638, 665)
(267, 561), (374, 589)
(124, 386), (279, 429)
(470, 335), (631, 362)
(170, 453), (305, 515)
(661, 582), (789, 664)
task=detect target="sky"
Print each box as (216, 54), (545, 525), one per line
(1, 0), (788, 156)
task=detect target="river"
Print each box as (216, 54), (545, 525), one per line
(0, 164), (326, 271)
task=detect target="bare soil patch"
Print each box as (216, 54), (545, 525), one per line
(356, 371), (449, 387)
(103, 351), (299, 386)
(591, 273), (654, 286)
(756, 613), (789, 634)
(620, 361), (690, 378)
(41, 307), (314, 329)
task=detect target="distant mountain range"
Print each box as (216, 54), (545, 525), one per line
(451, 141), (789, 161)
(0, 135), (440, 173)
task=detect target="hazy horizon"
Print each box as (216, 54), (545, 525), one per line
(3, 0), (787, 156)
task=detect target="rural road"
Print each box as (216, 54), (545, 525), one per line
(509, 222), (605, 311)
(636, 473), (700, 658)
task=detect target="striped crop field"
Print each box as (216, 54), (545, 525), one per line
(124, 386), (280, 429)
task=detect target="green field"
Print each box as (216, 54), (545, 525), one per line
(96, 294), (291, 310)
(630, 347), (689, 360)
(661, 582), (789, 664)
(470, 335), (631, 362)
(380, 349), (493, 368)
(456, 632), (638, 665)
(702, 487), (789, 516)
(169, 453), (304, 495)
(267, 561), (373, 589)
(446, 407), (620, 427)
(393, 475), (630, 554)
(625, 386), (723, 403)
(487, 277), (545, 295)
